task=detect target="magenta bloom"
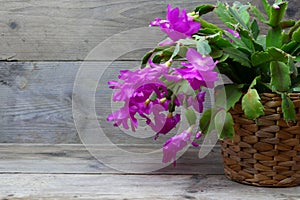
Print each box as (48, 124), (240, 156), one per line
(146, 104), (181, 138)
(107, 104), (133, 130)
(162, 130), (192, 165)
(226, 28), (240, 42)
(188, 91), (206, 113)
(178, 48), (218, 89)
(150, 4), (200, 42)
(107, 63), (171, 131)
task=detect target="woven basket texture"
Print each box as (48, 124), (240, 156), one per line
(220, 93), (300, 187)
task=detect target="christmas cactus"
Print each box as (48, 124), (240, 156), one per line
(107, 0), (300, 165)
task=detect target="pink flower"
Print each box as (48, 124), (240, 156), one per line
(150, 4), (200, 42)
(107, 64), (171, 131)
(162, 130), (192, 165)
(273, 4), (280, 10)
(226, 28), (240, 42)
(179, 48), (218, 89)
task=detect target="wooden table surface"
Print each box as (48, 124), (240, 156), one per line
(0, 0), (299, 199)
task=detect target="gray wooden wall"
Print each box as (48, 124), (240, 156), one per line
(0, 0), (299, 144)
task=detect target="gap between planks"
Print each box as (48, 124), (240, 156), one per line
(0, 143), (223, 175)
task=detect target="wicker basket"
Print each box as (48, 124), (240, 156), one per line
(220, 93), (300, 187)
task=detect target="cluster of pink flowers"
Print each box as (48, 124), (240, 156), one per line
(150, 4), (201, 46)
(107, 5), (219, 165)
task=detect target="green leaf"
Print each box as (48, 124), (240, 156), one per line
(270, 61), (291, 92)
(292, 27), (300, 43)
(197, 39), (211, 55)
(223, 47), (251, 67)
(242, 89), (264, 119)
(256, 35), (266, 50)
(251, 52), (270, 66)
(223, 31), (250, 51)
(215, 110), (234, 139)
(218, 54), (229, 63)
(152, 53), (163, 64)
(288, 20), (300, 39)
(185, 108), (197, 126)
(209, 35), (232, 49)
(266, 27), (282, 48)
(199, 108), (216, 135)
(268, 2), (288, 27)
(237, 3), (250, 25)
(239, 29), (264, 52)
(281, 93), (296, 122)
(280, 20), (296, 29)
(281, 41), (299, 55)
(268, 47), (290, 60)
(281, 32), (290, 44)
(261, 0), (271, 18)
(228, 6), (249, 31)
(171, 43), (180, 60)
(222, 112), (235, 139)
(214, 2), (236, 27)
(250, 19), (260, 40)
(149, 92), (157, 101)
(249, 75), (261, 88)
(162, 46), (188, 59)
(141, 50), (153, 68)
(141, 46), (171, 68)
(210, 49), (223, 59)
(194, 18), (222, 31)
(238, 29), (255, 52)
(178, 38), (197, 45)
(292, 87), (300, 92)
(251, 47), (289, 66)
(197, 28), (219, 35)
(194, 4), (215, 16)
(215, 84), (243, 111)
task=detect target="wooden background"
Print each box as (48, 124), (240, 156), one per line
(0, 0), (299, 199)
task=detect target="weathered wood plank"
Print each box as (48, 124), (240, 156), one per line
(0, 61), (133, 143)
(0, 144), (223, 175)
(0, 0), (291, 61)
(0, 174), (299, 200)
(0, 62), (79, 143)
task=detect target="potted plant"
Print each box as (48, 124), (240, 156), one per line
(107, 0), (300, 187)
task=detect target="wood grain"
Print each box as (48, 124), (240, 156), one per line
(0, 174), (299, 200)
(0, 144), (223, 175)
(0, 144), (298, 199)
(0, 61), (125, 143)
(0, 0), (268, 61)
(0, 62), (79, 143)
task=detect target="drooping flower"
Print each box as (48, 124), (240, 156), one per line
(179, 48), (218, 89)
(107, 63), (171, 131)
(150, 4), (200, 43)
(162, 130), (192, 165)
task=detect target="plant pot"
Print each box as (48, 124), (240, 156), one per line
(220, 93), (300, 187)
